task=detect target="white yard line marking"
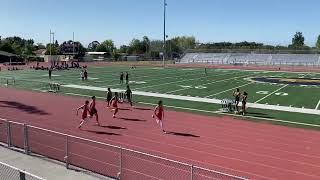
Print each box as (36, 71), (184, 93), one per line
(137, 102), (320, 128)
(166, 74), (253, 94)
(254, 74), (308, 103)
(134, 71), (241, 90)
(315, 100), (320, 110)
(41, 74), (60, 77)
(88, 69), (210, 85)
(62, 84), (320, 115)
(205, 82), (254, 98)
(255, 84), (289, 103)
(63, 92), (320, 128)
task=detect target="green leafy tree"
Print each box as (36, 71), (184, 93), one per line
(173, 36), (196, 50)
(129, 39), (144, 54)
(0, 36), (35, 56)
(142, 36), (150, 54)
(112, 50), (121, 61)
(102, 40), (115, 53)
(96, 40), (115, 54)
(316, 35), (320, 49)
(88, 41), (100, 51)
(77, 42), (87, 54)
(291, 32), (305, 48)
(55, 40), (59, 48)
(45, 43), (61, 55)
(149, 40), (163, 58)
(95, 44), (107, 52)
(119, 45), (129, 54)
(0, 42), (14, 53)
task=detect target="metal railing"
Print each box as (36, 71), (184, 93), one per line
(0, 161), (45, 180)
(184, 59), (320, 67)
(0, 118), (249, 180)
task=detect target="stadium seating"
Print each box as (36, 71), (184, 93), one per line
(180, 53), (320, 66)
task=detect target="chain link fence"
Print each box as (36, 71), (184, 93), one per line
(0, 118), (249, 180)
(0, 161), (45, 180)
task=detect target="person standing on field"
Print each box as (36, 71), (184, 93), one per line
(125, 72), (129, 84)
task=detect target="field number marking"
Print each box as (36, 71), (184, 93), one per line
(255, 85), (289, 103)
(178, 85), (207, 89)
(256, 91), (269, 95)
(275, 92), (288, 96)
(130, 81), (146, 84)
(256, 91), (288, 96)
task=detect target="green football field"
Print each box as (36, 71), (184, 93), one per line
(1, 65), (320, 129)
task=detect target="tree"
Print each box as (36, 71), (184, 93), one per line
(112, 50), (121, 61)
(88, 41), (100, 51)
(291, 32), (305, 48)
(0, 36), (35, 56)
(77, 42), (87, 55)
(316, 35), (320, 49)
(149, 40), (163, 58)
(119, 45), (129, 54)
(174, 36), (196, 50)
(95, 44), (107, 52)
(129, 38), (146, 54)
(45, 43), (61, 55)
(55, 40), (59, 48)
(101, 40), (115, 53)
(0, 42), (14, 53)
(142, 36), (150, 54)
(96, 40), (115, 54)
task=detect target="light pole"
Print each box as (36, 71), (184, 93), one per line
(49, 30), (55, 66)
(50, 30), (55, 55)
(73, 32), (75, 59)
(163, 0), (167, 67)
(50, 30), (52, 56)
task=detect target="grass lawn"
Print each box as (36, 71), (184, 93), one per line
(1, 65), (320, 129)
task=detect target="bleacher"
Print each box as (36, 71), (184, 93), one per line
(180, 53), (320, 66)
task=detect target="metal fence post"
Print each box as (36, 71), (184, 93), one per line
(23, 124), (29, 155)
(19, 171), (26, 180)
(64, 135), (69, 169)
(118, 147), (122, 180)
(190, 165), (193, 180)
(6, 121), (12, 148)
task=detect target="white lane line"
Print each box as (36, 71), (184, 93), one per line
(63, 84), (320, 115)
(205, 82), (254, 98)
(315, 100), (320, 110)
(137, 102), (320, 128)
(64, 92), (320, 128)
(255, 84), (289, 103)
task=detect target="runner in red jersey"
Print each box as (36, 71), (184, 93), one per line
(152, 100), (166, 133)
(76, 100), (91, 129)
(89, 96), (100, 126)
(111, 92), (120, 118)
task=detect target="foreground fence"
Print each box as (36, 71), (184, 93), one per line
(0, 118), (249, 180)
(0, 161), (45, 180)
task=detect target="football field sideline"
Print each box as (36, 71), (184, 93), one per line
(62, 84), (320, 115)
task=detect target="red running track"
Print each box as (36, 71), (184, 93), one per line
(1, 87), (320, 180)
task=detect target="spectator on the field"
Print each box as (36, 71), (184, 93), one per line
(84, 70), (88, 80)
(49, 68), (52, 79)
